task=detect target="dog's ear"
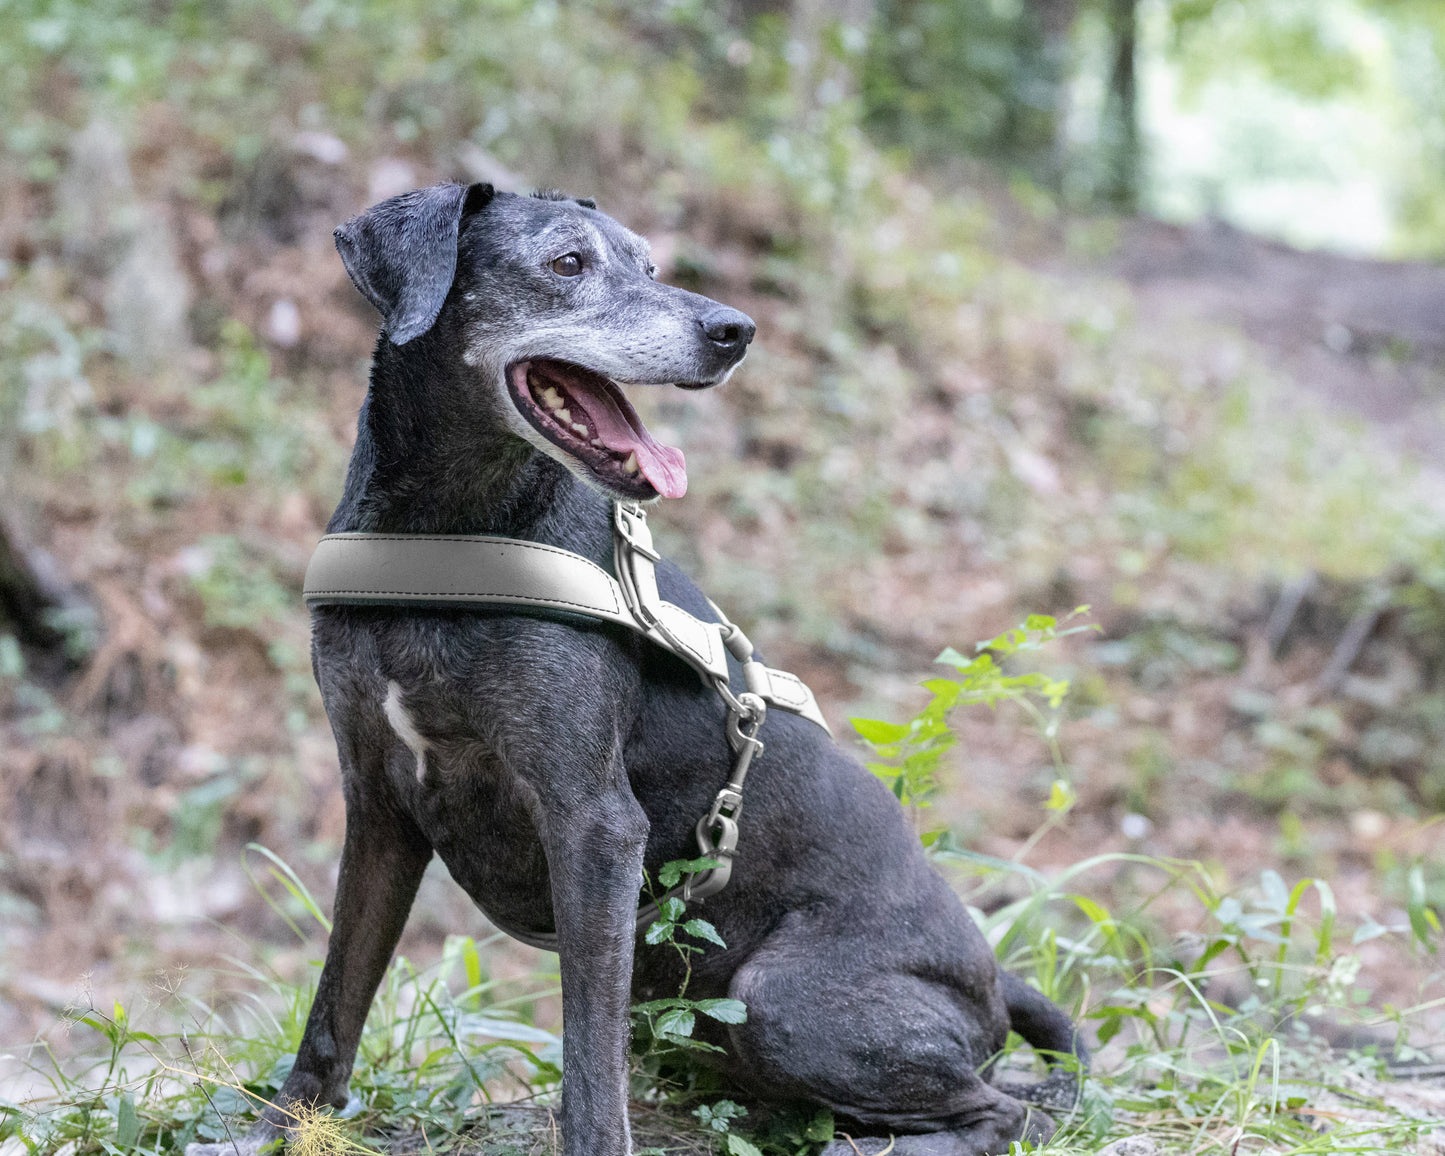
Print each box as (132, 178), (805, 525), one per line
(334, 182), (496, 345)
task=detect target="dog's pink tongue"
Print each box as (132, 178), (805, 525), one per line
(569, 384), (688, 498)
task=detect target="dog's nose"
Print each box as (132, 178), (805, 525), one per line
(699, 307), (756, 352)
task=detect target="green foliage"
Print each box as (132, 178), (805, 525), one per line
(633, 867), (747, 1060)
(184, 535), (291, 634)
(862, 0), (1061, 179)
(0, 860), (560, 1156)
(852, 610), (1094, 821)
(939, 843), (1441, 1152)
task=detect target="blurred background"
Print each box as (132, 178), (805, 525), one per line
(2, 0), (1443, 1091)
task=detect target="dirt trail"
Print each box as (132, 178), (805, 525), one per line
(1109, 217), (1445, 468)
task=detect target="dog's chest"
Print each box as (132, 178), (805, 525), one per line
(367, 680), (559, 926)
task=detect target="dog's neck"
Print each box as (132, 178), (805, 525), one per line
(326, 336), (608, 544)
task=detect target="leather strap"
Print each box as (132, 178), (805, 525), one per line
(303, 530), (830, 734)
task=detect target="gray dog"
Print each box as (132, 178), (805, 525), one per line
(187, 182), (1084, 1156)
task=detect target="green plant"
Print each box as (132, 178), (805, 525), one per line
(0, 851), (561, 1155)
(851, 609), (1093, 841)
(631, 859), (748, 1059)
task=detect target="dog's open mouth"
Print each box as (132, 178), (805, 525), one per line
(507, 359), (688, 499)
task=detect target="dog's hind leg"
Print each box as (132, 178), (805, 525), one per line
(185, 795), (432, 1156)
(721, 914), (1052, 1156)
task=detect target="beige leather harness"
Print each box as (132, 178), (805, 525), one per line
(303, 501), (829, 950)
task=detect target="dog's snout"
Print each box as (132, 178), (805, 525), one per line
(699, 306), (756, 352)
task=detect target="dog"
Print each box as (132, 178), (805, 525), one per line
(186, 182), (1085, 1156)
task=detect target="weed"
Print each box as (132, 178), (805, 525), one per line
(631, 860), (749, 1060)
(852, 610), (1094, 838)
(1, 851), (560, 1155)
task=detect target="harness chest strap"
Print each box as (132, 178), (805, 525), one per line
(302, 520), (830, 733)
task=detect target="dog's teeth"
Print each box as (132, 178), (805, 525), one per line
(622, 451), (638, 474)
(555, 407), (571, 423)
(571, 422), (590, 436)
(590, 438), (604, 447)
(543, 389), (563, 409)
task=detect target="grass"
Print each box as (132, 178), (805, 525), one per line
(3, 834), (1439, 1155)
(1, 930), (563, 1155)
(3, 616), (1440, 1156)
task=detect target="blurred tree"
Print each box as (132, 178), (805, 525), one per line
(1099, 0), (1139, 209)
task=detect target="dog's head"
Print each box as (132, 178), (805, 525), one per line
(334, 182), (754, 501)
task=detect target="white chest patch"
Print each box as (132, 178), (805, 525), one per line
(383, 680), (430, 782)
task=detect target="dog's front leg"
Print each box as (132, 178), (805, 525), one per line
(537, 778), (649, 1156)
(186, 799), (431, 1156)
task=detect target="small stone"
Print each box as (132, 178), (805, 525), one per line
(1098, 1137), (1162, 1156)
(369, 157), (419, 202)
(265, 298), (302, 348)
(292, 130), (349, 165)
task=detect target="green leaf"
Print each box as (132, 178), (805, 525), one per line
(850, 716), (910, 743)
(726, 1135), (764, 1156)
(934, 645), (970, 668)
(804, 1108), (835, 1142)
(682, 919), (726, 947)
(659, 897), (686, 921)
(463, 937), (484, 1000)
(1260, 869), (1289, 913)
(654, 1008), (695, 1039)
(115, 1094), (139, 1149)
(632, 997), (686, 1014)
(1095, 1014), (1123, 1046)
(1406, 863), (1440, 948)
(693, 998), (748, 1024)
(1313, 877), (1337, 958)
(644, 921), (672, 945)
(658, 857), (720, 889)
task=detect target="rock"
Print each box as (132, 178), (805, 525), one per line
(1097, 1137), (1162, 1156)
(264, 298), (302, 347)
(368, 157), (420, 203)
(291, 130), (349, 166)
(56, 118), (135, 271)
(454, 141), (528, 191)
(105, 213), (192, 369)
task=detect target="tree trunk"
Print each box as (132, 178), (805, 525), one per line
(1101, 0), (1140, 210)
(1026, 0), (1080, 189)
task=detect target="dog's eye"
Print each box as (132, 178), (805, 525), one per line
(551, 253), (584, 277)
(647, 263), (657, 279)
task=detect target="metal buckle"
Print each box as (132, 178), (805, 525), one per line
(726, 693), (767, 755)
(684, 802), (741, 901)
